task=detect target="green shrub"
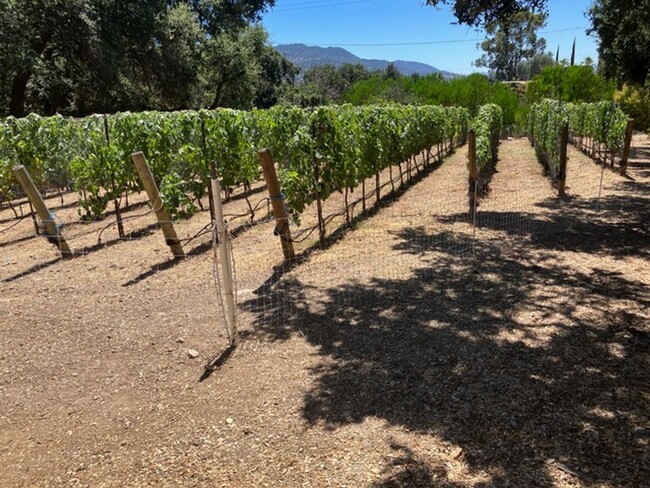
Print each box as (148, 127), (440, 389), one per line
(614, 84), (650, 132)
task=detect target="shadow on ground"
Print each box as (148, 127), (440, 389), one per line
(442, 183), (649, 259)
(241, 200), (649, 485)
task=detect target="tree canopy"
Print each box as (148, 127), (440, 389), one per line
(526, 64), (616, 103)
(588, 0), (650, 86)
(425, 0), (547, 27)
(475, 11), (548, 81)
(0, 0), (292, 117)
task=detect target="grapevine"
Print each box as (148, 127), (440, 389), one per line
(0, 105), (470, 223)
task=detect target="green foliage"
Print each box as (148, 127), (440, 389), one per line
(475, 11), (548, 81)
(159, 172), (198, 219)
(588, 0), (650, 85)
(471, 104), (503, 173)
(566, 102), (628, 152)
(345, 73), (520, 127)
(69, 116), (125, 219)
(0, 104), (469, 221)
(0, 113), (79, 206)
(282, 63), (372, 107)
(526, 65), (616, 103)
(528, 99), (568, 169)
(614, 84), (650, 132)
(0, 1), (286, 117)
(516, 53), (555, 81)
(530, 99), (628, 175)
(425, 0), (548, 27)
(344, 78), (423, 106)
(269, 104), (469, 217)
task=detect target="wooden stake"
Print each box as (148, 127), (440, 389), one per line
(311, 156), (325, 243)
(375, 172), (380, 204)
(315, 193), (325, 243)
(211, 177), (238, 347)
(131, 152), (185, 258)
(621, 119), (634, 176)
(558, 123), (569, 197)
(344, 187), (351, 223)
(467, 130), (478, 216)
(258, 149), (295, 262)
(13, 165), (72, 258)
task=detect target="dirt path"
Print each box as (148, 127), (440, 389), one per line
(0, 137), (648, 487)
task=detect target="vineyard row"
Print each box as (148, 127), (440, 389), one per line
(528, 100), (630, 173)
(0, 105), (471, 224)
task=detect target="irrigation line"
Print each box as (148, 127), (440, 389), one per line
(0, 215), (28, 234)
(178, 222), (213, 245)
(96, 207), (157, 244)
(222, 197), (270, 221)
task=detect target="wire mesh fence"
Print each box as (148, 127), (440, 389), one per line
(0, 135), (645, 359)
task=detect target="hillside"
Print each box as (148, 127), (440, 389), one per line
(276, 43), (457, 78)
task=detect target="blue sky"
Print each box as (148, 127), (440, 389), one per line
(261, 0), (600, 74)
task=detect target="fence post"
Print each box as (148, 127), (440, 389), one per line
(467, 130), (478, 216)
(13, 165), (73, 258)
(258, 149), (296, 262)
(620, 119), (634, 176)
(131, 152), (185, 258)
(211, 177), (238, 347)
(558, 123), (569, 197)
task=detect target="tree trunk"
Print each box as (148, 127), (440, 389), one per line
(210, 83), (224, 110)
(10, 71), (31, 118)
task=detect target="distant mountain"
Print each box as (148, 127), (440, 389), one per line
(275, 43), (457, 79)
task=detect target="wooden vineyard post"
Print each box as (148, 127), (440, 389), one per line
(313, 158), (326, 243)
(467, 130), (478, 217)
(211, 177), (238, 347)
(558, 123), (569, 197)
(621, 119), (634, 176)
(13, 165), (72, 258)
(131, 152), (185, 258)
(104, 115), (125, 238)
(258, 149), (296, 262)
(375, 172), (381, 204)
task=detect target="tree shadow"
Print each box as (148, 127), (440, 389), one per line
(121, 239), (213, 287)
(1, 224), (159, 283)
(629, 138), (650, 163)
(626, 137), (650, 178)
(1, 256), (64, 283)
(372, 442), (462, 488)
(240, 228), (649, 485)
(242, 147), (460, 297)
(435, 188), (649, 259)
